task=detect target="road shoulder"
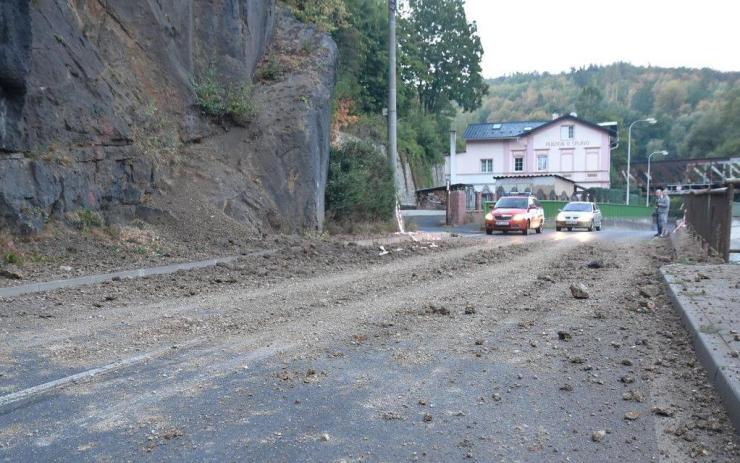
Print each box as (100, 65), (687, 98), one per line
(661, 263), (740, 432)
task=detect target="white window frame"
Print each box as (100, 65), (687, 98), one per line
(480, 158), (493, 173)
(513, 157), (524, 172)
(560, 125), (574, 140)
(537, 155), (548, 171)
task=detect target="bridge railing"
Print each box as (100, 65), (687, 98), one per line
(684, 181), (737, 262)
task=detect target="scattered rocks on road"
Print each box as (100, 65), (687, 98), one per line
(426, 304), (450, 316)
(586, 260), (604, 269)
(652, 406), (675, 417)
(464, 305), (476, 315)
(423, 414), (433, 422)
(639, 285), (660, 298)
(622, 390), (644, 402)
(624, 411), (640, 421)
(570, 283), (590, 299)
(558, 330), (572, 341)
(0, 264), (24, 280)
(592, 430), (606, 442)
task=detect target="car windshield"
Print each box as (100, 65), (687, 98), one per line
(563, 203), (593, 212)
(495, 197), (528, 209)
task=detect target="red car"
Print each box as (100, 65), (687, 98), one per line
(485, 195), (545, 235)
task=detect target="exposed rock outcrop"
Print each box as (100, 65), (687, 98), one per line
(0, 0), (337, 234)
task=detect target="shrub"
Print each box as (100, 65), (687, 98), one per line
(193, 66), (255, 126)
(325, 141), (395, 223)
(3, 252), (22, 265)
(225, 83), (256, 126)
(192, 66), (227, 118)
(79, 209), (103, 228)
(257, 55), (283, 82)
(132, 101), (179, 159)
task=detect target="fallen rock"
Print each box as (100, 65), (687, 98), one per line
(570, 283), (590, 299)
(428, 305), (450, 316)
(651, 406), (675, 417)
(592, 430), (606, 442)
(423, 414), (433, 422)
(320, 433), (330, 442)
(620, 375), (635, 384)
(560, 383), (574, 392)
(621, 359), (633, 366)
(639, 286), (660, 298)
(557, 331), (572, 341)
(0, 264), (24, 280)
(59, 265), (73, 272)
(586, 260), (604, 269)
(537, 275), (555, 283)
(638, 300), (657, 310)
(464, 305), (477, 315)
(622, 390), (643, 402)
(624, 411), (640, 421)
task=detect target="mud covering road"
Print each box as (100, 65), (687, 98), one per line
(1, 229), (738, 462)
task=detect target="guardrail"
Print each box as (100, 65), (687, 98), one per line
(483, 200), (653, 221)
(683, 181), (737, 262)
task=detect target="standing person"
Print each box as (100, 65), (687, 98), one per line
(655, 189), (670, 237)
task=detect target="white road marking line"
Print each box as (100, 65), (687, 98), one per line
(0, 339), (202, 409)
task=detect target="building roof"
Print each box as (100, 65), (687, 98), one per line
(464, 114), (613, 141)
(464, 121), (547, 140)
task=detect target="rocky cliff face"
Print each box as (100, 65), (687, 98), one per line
(0, 0), (336, 234)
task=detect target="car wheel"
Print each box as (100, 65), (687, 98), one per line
(567, 227), (572, 231)
(587, 220), (594, 232)
(535, 221), (543, 233)
(595, 224), (601, 231)
(522, 220), (529, 235)
(486, 229), (493, 235)
(556, 226), (561, 231)
(502, 230), (508, 234)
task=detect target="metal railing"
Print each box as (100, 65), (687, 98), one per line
(683, 181), (737, 262)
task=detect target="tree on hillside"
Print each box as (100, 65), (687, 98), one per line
(400, 0), (488, 113)
(575, 86), (605, 120)
(631, 84), (654, 114)
(282, 0), (348, 32)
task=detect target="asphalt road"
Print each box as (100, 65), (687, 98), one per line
(1, 229), (738, 462)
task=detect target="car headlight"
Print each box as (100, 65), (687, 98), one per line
(512, 213), (525, 221)
(557, 213), (565, 221)
(485, 213), (493, 221)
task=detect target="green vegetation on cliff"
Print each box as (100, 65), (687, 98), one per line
(286, 0), (486, 192)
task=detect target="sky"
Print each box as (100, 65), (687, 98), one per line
(463, 0), (740, 79)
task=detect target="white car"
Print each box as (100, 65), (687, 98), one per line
(555, 202), (602, 232)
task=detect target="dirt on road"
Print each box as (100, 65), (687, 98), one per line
(0, 231), (738, 462)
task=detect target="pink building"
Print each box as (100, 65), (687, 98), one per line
(446, 114), (616, 200)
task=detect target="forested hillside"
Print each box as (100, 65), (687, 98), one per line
(457, 63), (739, 183)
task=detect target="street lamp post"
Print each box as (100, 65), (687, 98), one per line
(626, 117), (657, 205)
(645, 150), (669, 207)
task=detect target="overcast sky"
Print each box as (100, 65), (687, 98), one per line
(463, 0), (740, 78)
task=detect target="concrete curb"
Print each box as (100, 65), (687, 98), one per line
(660, 267), (740, 433)
(0, 250), (276, 299)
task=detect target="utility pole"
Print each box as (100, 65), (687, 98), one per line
(388, 0), (398, 193)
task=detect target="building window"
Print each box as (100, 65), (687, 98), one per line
(537, 155), (548, 171)
(560, 125), (574, 139)
(480, 159), (493, 173)
(514, 157), (524, 172)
